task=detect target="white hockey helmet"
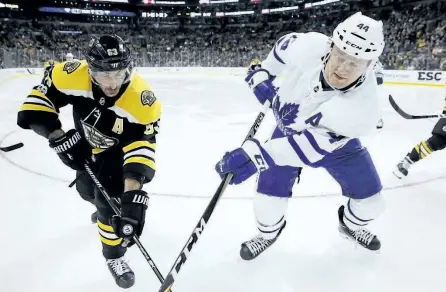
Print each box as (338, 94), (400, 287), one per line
(66, 52), (74, 61)
(332, 12), (385, 61)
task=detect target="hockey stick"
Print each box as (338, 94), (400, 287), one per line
(68, 178), (77, 188)
(389, 95), (446, 120)
(0, 142), (24, 152)
(157, 101), (271, 292)
(83, 162), (168, 287)
(68, 175), (80, 188)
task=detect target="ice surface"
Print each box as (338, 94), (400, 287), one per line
(0, 72), (445, 292)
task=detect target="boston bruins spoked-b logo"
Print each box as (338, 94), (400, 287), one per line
(141, 90), (156, 106)
(81, 108), (118, 149)
(63, 61), (81, 74)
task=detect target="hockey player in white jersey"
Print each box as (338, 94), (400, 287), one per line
(215, 12), (386, 260)
(374, 60), (384, 128)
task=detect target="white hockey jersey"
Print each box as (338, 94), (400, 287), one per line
(243, 32), (380, 168)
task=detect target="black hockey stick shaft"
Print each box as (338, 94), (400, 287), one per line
(83, 162), (168, 286)
(389, 95), (446, 120)
(68, 176), (80, 188)
(157, 101), (271, 292)
(0, 142), (24, 152)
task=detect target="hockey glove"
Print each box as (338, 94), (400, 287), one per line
(245, 69), (277, 106)
(49, 129), (91, 171)
(111, 190), (149, 247)
(215, 148), (257, 185)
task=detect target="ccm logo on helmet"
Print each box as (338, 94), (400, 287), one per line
(346, 41), (362, 50)
(418, 72), (442, 81)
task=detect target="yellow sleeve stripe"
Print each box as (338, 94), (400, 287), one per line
(20, 104), (57, 114)
(97, 220), (114, 232)
(124, 156), (156, 170)
(100, 235), (123, 246)
(29, 89), (55, 107)
(123, 140), (156, 153)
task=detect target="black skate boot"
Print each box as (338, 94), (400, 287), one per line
(240, 221), (286, 260)
(338, 206), (381, 251)
(90, 211), (98, 224)
(106, 256), (135, 289)
(393, 156), (413, 179)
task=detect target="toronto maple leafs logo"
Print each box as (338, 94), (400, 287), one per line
(272, 96), (299, 136)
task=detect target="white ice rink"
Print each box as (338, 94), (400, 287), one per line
(1, 71), (446, 292)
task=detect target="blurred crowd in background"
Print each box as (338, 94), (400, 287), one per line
(0, 0), (444, 69)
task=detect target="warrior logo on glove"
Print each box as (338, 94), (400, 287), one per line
(52, 131), (82, 153)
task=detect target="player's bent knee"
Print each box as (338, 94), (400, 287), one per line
(431, 118), (446, 137)
(257, 165), (301, 198)
(349, 192), (385, 221)
(427, 134), (446, 151)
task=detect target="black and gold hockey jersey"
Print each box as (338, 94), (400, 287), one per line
(17, 60), (161, 182)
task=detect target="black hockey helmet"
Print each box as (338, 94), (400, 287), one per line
(85, 35), (134, 97)
(85, 34), (132, 72)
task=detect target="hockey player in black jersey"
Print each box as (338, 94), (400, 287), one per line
(17, 35), (161, 288)
(394, 92), (446, 178)
(394, 114), (446, 178)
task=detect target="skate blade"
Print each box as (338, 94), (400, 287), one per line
(392, 170), (405, 179)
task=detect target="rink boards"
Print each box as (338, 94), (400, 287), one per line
(0, 67), (445, 87)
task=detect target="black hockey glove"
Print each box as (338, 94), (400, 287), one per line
(49, 129), (91, 171)
(111, 190), (149, 246)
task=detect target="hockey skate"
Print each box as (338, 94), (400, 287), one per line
(106, 256), (135, 289)
(393, 156), (413, 179)
(376, 118), (383, 129)
(240, 221), (286, 260)
(338, 206), (381, 251)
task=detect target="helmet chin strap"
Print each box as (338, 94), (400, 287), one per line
(322, 40), (377, 93)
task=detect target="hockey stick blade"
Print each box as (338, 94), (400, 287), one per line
(389, 95), (445, 120)
(0, 142), (24, 152)
(157, 101), (271, 292)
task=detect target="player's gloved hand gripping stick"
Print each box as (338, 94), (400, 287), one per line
(157, 100), (271, 292)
